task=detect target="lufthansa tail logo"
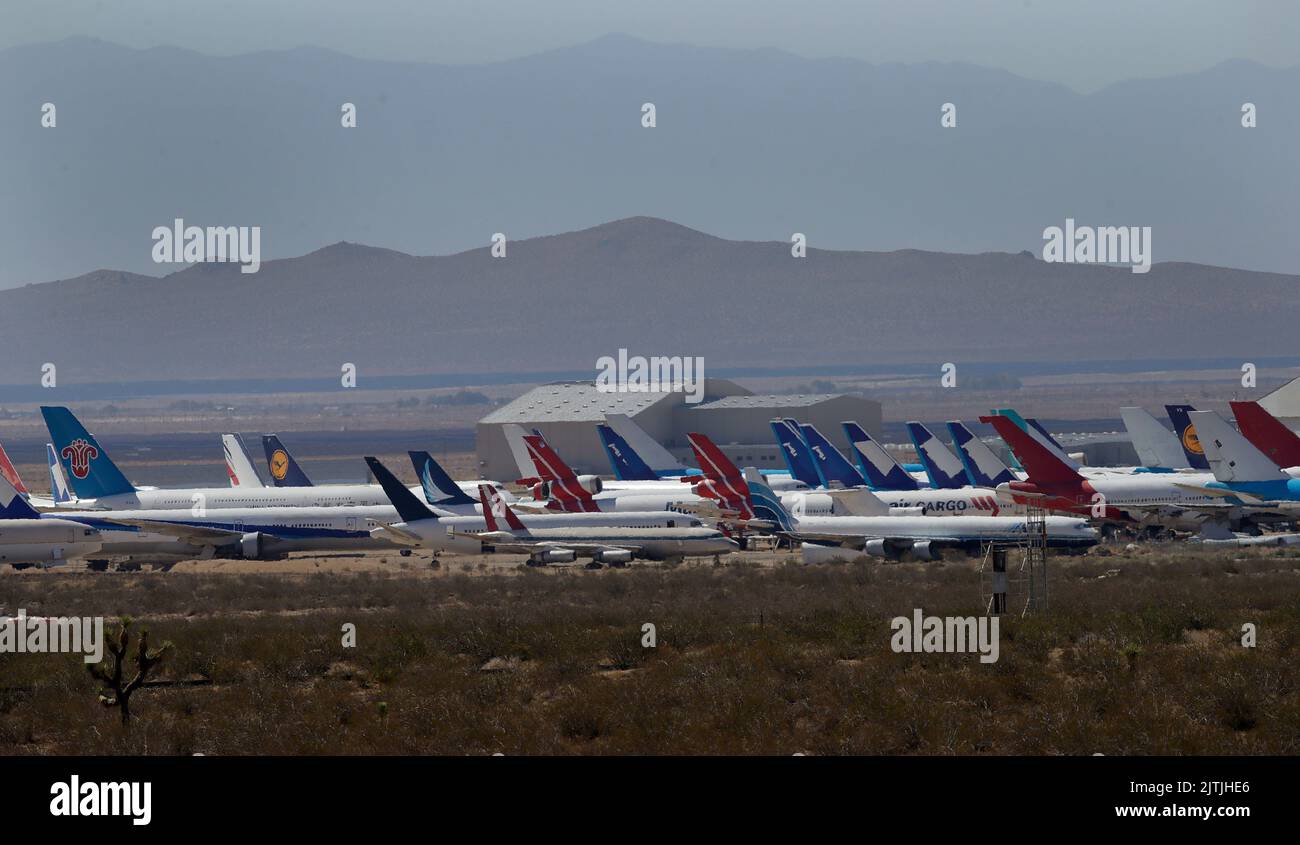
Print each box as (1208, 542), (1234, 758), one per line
(1181, 426), (1204, 455)
(270, 449), (290, 480)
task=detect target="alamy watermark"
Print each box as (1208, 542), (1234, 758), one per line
(151, 218), (261, 274)
(890, 608), (999, 663)
(1042, 218), (1151, 274)
(596, 349), (705, 404)
(1, 609), (104, 663)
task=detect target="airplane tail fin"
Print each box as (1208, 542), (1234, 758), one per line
(477, 483), (526, 531)
(222, 434), (265, 487)
(1119, 407), (1187, 469)
(1165, 405), (1211, 470)
(946, 421), (1016, 486)
(906, 421), (968, 489)
(46, 443), (73, 504)
(603, 413), (690, 475)
(596, 424), (658, 481)
(980, 414), (1085, 485)
(1188, 410), (1284, 483)
(687, 432), (743, 482)
(40, 406), (136, 498)
(740, 467), (794, 532)
(262, 435), (314, 487)
(798, 423), (865, 488)
(0, 470), (41, 519)
(1229, 400), (1300, 469)
(502, 424), (541, 479)
(0, 441), (30, 497)
(771, 419), (823, 487)
(364, 456), (437, 523)
(842, 421), (919, 491)
(522, 434), (577, 482)
(408, 451), (477, 506)
(522, 435), (600, 512)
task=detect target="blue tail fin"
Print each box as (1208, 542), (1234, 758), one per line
(364, 456), (437, 523)
(771, 419), (823, 487)
(0, 472), (41, 519)
(1165, 404), (1211, 470)
(742, 469), (794, 531)
(798, 423), (865, 488)
(40, 406), (136, 499)
(906, 422), (968, 488)
(596, 424), (658, 481)
(842, 421), (920, 491)
(47, 443), (73, 504)
(262, 435), (314, 487)
(946, 421), (1016, 486)
(407, 451), (476, 506)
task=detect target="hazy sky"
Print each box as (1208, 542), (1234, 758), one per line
(5, 0), (1297, 91)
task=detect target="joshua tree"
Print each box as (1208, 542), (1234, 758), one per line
(88, 618), (170, 726)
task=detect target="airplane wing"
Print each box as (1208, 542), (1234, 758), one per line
(1172, 483), (1269, 507)
(99, 518), (245, 543)
(369, 523), (426, 547)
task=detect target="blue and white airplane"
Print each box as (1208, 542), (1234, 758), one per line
(775, 419), (1019, 516)
(905, 422), (969, 489)
(42, 406), (506, 511)
(1181, 410), (1300, 507)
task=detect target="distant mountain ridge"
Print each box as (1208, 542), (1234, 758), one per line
(0, 34), (1297, 291)
(1, 216), (1296, 385)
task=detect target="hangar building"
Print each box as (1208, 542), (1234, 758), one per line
(475, 379), (883, 479)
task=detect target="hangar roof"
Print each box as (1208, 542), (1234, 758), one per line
(683, 394), (845, 410)
(480, 380), (753, 424)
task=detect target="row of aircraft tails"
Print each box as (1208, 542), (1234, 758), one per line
(5, 400), (1300, 569)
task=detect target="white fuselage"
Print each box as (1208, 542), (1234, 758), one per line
(0, 518), (103, 565)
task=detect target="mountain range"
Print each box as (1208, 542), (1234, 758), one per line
(1, 216), (1295, 385)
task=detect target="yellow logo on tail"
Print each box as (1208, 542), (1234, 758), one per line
(270, 449), (290, 480)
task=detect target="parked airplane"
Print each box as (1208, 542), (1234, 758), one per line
(362, 457), (724, 564)
(982, 413), (1239, 530)
(224, 434), (265, 487)
(906, 422), (970, 489)
(43, 406), (500, 511)
(1229, 401), (1300, 471)
(1165, 404), (1211, 471)
(600, 413), (699, 479)
(0, 475), (103, 568)
(262, 435), (314, 487)
(1180, 410), (1300, 506)
(946, 421), (1019, 486)
(474, 483), (735, 566)
(690, 430), (1014, 517)
(741, 469), (1096, 560)
(519, 434), (726, 515)
(1120, 407), (1188, 470)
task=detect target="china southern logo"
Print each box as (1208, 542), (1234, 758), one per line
(269, 449), (290, 481)
(60, 439), (99, 479)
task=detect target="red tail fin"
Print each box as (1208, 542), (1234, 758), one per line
(1230, 401), (1300, 468)
(0, 442), (29, 496)
(523, 435), (577, 482)
(687, 432), (743, 481)
(980, 415), (1083, 485)
(687, 432), (752, 517)
(478, 483), (526, 531)
(522, 434), (600, 512)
